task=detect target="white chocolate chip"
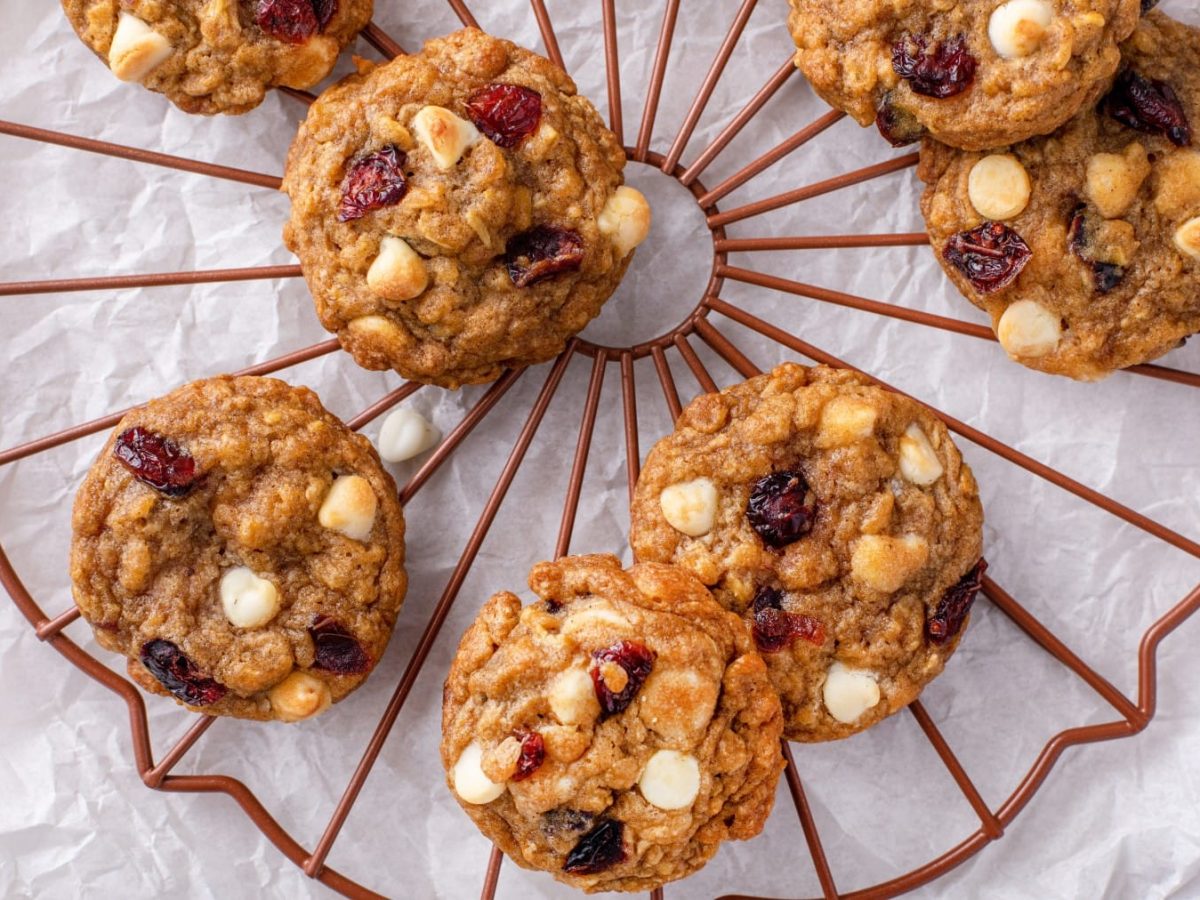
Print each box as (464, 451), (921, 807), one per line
(898, 423), (944, 486)
(822, 661), (881, 725)
(816, 396), (877, 448)
(968, 154), (1032, 221)
(851, 534), (929, 593)
(1085, 144), (1151, 220)
(451, 740), (506, 804)
(219, 566), (281, 629)
(108, 12), (173, 82)
(988, 0), (1053, 58)
(548, 666), (600, 726)
(366, 236), (429, 303)
(412, 106), (481, 170)
(659, 478), (718, 537)
(598, 186), (652, 258)
(997, 299), (1062, 359)
(1174, 216), (1200, 262)
(378, 407), (441, 462)
(269, 671), (332, 723)
(638, 750), (701, 810)
(318, 475), (378, 542)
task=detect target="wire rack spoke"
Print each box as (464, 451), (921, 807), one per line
(481, 845), (504, 899)
(781, 742), (840, 900)
(634, 0), (681, 162)
(361, 21), (404, 59)
(601, 0), (623, 145)
(143, 714), (218, 788)
(651, 345), (684, 422)
(693, 316), (763, 380)
(0, 265), (303, 299)
(530, 0), (565, 70)
(1136, 582), (1200, 720)
(279, 86), (316, 106)
(446, 0), (480, 29)
(346, 382), (422, 433)
(556, 351), (608, 558)
(907, 701), (1003, 839)
(620, 352), (641, 500)
(673, 334), (719, 394)
(715, 233), (929, 252)
(34, 605), (83, 641)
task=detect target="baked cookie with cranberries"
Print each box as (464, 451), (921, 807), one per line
(69, 376), (407, 722)
(629, 364), (985, 742)
(920, 11), (1200, 380)
(441, 555), (784, 893)
(282, 28), (650, 388)
(60, 0), (372, 114)
(787, 0), (1139, 150)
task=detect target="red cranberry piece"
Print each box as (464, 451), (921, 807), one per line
(942, 222), (1032, 294)
(563, 818), (626, 875)
(511, 731), (545, 782)
(309, 615), (371, 674)
(465, 83), (543, 148)
(746, 472), (817, 549)
(505, 226), (585, 287)
(140, 640), (227, 706)
(1103, 70), (1192, 148)
(892, 34), (977, 99)
(589, 640), (655, 720)
(256, 0), (319, 44)
(311, 0), (337, 28)
(1068, 205), (1125, 293)
(337, 145), (409, 222)
(875, 96), (924, 147)
(751, 587), (825, 653)
(927, 559), (987, 645)
(113, 427), (198, 497)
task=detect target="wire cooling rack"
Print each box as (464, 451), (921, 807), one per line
(3, 1), (1200, 897)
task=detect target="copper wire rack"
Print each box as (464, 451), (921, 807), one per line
(3, 1), (1200, 897)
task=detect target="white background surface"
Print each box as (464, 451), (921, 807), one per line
(2, 1), (1200, 898)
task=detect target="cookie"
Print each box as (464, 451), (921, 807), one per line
(60, 0), (372, 115)
(69, 375), (406, 722)
(920, 11), (1200, 380)
(628, 364), (985, 742)
(440, 555), (784, 893)
(787, 0), (1139, 151)
(282, 28), (649, 389)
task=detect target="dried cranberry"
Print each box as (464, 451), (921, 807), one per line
(309, 615), (371, 674)
(1103, 70), (1192, 147)
(465, 83), (543, 148)
(1068, 205), (1125, 293)
(113, 427), (198, 497)
(256, 0), (319, 43)
(563, 818), (626, 875)
(505, 226), (585, 287)
(892, 34), (977, 99)
(311, 0), (337, 28)
(337, 145), (409, 222)
(511, 731), (545, 782)
(746, 472), (817, 549)
(927, 559), (987, 644)
(942, 222), (1032, 294)
(751, 587), (825, 653)
(140, 640), (227, 706)
(589, 641), (655, 720)
(875, 96), (924, 147)
(1141, 0), (1158, 9)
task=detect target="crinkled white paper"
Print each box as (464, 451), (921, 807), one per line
(3, 2), (1200, 898)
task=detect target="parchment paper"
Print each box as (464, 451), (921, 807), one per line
(3, 2), (1200, 897)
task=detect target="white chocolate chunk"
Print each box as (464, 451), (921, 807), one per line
(378, 407), (441, 462)
(367, 236), (429, 302)
(816, 396), (877, 448)
(451, 741), (505, 804)
(659, 478), (718, 537)
(638, 750), (701, 810)
(318, 475), (378, 542)
(1085, 144), (1150, 220)
(997, 299), (1062, 359)
(1174, 216), (1200, 262)
(219, 566), (281, 629)
(988, 0), (1054, 58)
(968, 154), (1032, 221)
(269, 671), (332, 723)
(412, 106), (481, 170)
(822, 661), (881, 725)
(898, 423), (944, 486)
(851, 534), (929, 593)
(109, 12), (173, 82)
(548, 666), (600, 726)
(598, 186), (652, 258)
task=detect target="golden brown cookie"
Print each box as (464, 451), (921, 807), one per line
(282, 28), (650, 388)
(70, 375), (406, 722)
(920, 11), (1200, 380)
(788, 0), (1139, 150)
(629, 364), (985, 742)
(440, 555), (784, 893)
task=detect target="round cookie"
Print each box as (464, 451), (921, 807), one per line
(920, 11), (1200, 380)
(787, 0), (1139, 151)
(69, 375), (407, 722)
(60, 0), (372, 115)
(282, 28), (650, 389)
(629, 364), (985, 742)
(440, 554), (784, 893)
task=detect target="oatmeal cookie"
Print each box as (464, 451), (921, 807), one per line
(69, 375), (406, 722)
(440, 555), (784, 893)
(60, 0), (372, 115)
(920, 11), (1200, 380)
(282, 28), (650, 389)
(788, 0), (1139, 151)
(629, 364), (985, 742)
